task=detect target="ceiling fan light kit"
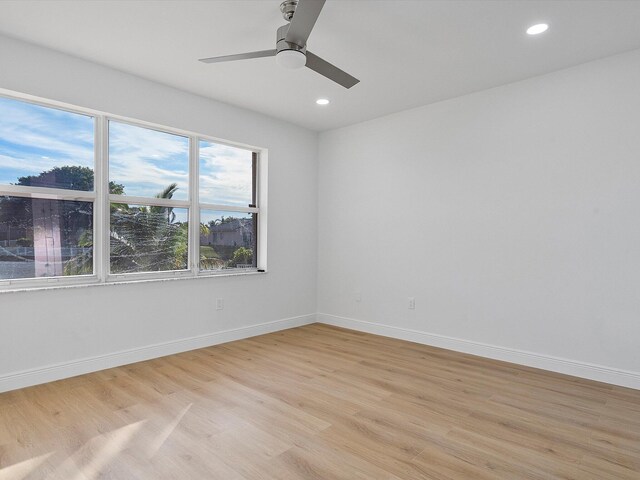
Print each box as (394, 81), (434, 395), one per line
(199, 0), (359, 89)
(276, 49), (306, 69)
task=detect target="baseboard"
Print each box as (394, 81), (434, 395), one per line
(317, 313), (640, 390)
(0, 313), (316, 393)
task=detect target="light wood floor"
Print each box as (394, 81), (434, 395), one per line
(1, 324), (639, 479)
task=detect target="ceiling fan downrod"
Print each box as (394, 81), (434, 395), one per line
(279, 0), (299, 22)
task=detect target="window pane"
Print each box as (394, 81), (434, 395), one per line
(109, 121), (189, 200)
(200, 210), (256, 271)
(0, 96), (94, 191)
(0, 196), (93, 279)
(110, 203), (188, 274)
(199, 141), (254, 207)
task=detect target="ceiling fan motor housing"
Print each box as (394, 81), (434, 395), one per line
(276, 24), (306, 54)
(276, 24), (306, 68)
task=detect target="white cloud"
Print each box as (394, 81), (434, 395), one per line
(199, 141), (253, 206)
(108, 121), (189, 199)
(0, 98), (94, 186)
(0, 99), (94, 167)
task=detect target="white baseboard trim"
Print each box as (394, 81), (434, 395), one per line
(0, 313), (316, 394)
(317, 313), (640, 390)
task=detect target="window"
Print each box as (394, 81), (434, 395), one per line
(109, 121), (189, 200)
(0, 92), (264, 289)
(199, 140), (258, 271)
(0, 197), (94, 280)
(110, 204), (189, 274)
(0, 96), (94, 191)
(0, 96), (96, 283)
(108, 121), (190, 275)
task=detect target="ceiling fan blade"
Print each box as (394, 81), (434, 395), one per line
(285, 0), (326, 47)
(305, 51), (359, 89)
(199, 49), (276, 64)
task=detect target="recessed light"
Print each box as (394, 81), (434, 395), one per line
(316, 98), (330, 105)
(527, 23), (549, 35)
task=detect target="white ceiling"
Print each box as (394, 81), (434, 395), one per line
(1, 0), (640, 131)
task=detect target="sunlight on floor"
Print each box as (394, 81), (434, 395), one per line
(0, 452), (53, 480)
(146, 402), (193, 459)
(0, 404), (195, 479)
(58, 420), (146, 480)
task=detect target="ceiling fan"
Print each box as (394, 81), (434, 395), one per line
(199, 0), (359, 89)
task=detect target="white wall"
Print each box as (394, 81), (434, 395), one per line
(318, 49), (640, 388)
(0, 35), (318, 391)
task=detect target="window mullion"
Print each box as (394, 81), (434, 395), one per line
(257, 150), (267, 271)
(198, 203), (259, 214)
(107, 195), (189, 209)
(189, 137), (199, 275)
(99, 115), (110, 282)
(0, 185), (95, 201)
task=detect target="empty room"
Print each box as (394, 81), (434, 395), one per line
(1, 0), (639, 478)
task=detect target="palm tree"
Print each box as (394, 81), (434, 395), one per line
(109, 183), (188, 273)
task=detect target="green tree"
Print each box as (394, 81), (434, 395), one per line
(229, 246), (253, 267)
(109, 183), (188, 273)
(0, 166), (123, 236)
(16, 165), (123, 193)
(0, 167), (126, 276)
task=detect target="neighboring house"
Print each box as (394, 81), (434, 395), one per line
(0, 199), (64, 276)
(200, 217), (253, 248)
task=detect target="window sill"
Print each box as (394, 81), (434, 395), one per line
(0, 270), (267, 294)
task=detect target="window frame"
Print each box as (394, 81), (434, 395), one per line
(0, 89), (266, 291)
(197, 145), (260, 275)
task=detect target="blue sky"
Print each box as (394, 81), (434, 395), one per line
(0, 96), (94, 187)
(199, 140), (252, 207)
(0, 96), (253, 207)
(109, 121), (190, 200)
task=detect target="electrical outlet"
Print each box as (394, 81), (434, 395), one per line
(408, 297), (415, 310)
(355, 291), (362, 302)
(216, 298), (224, 310)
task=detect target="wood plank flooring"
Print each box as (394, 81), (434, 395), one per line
(0, 323), (639, 479)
